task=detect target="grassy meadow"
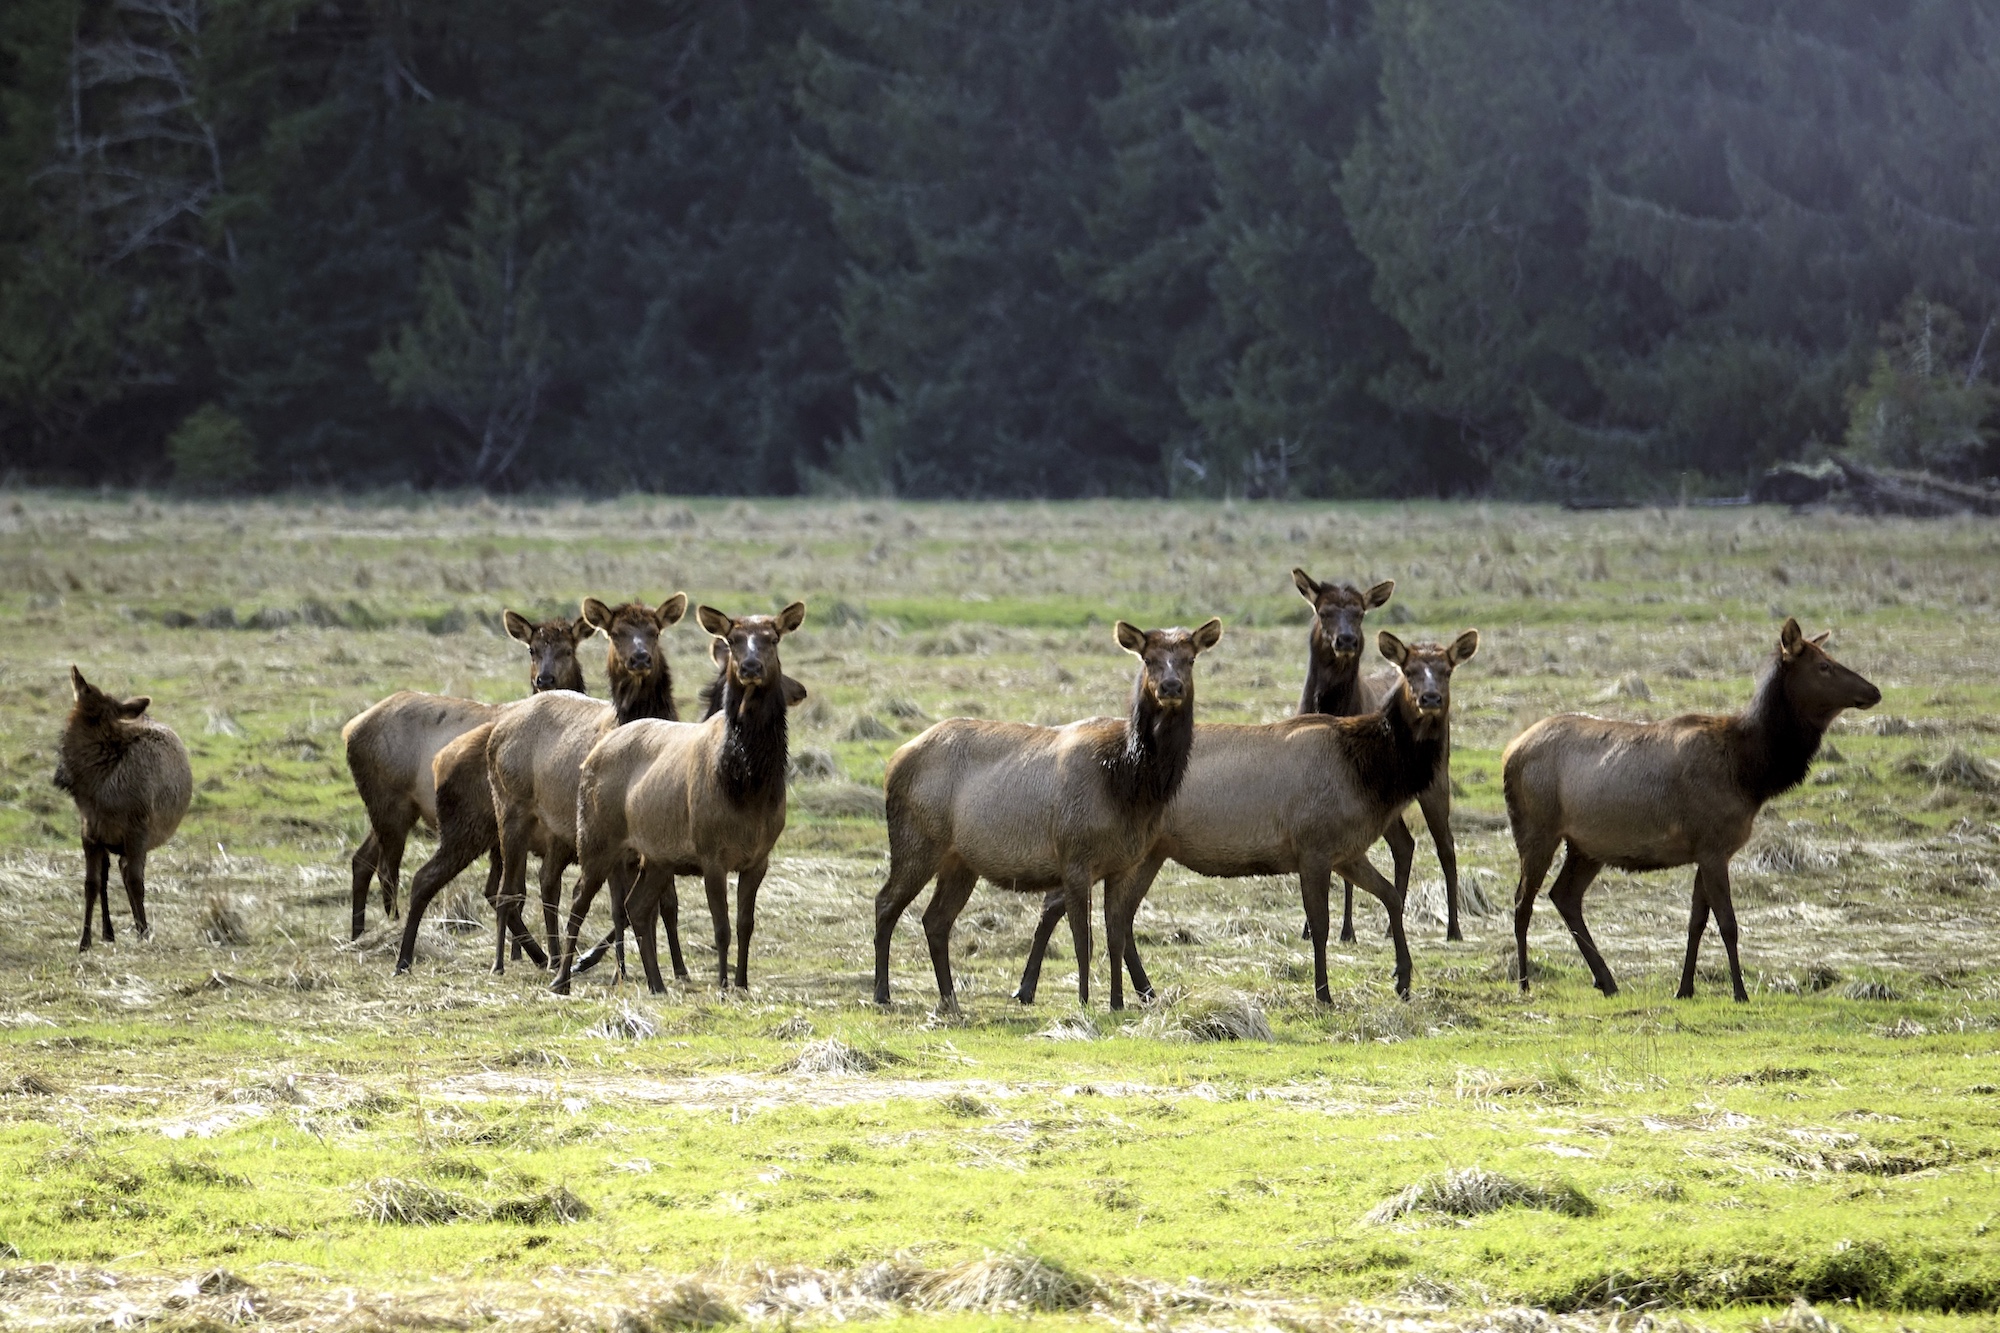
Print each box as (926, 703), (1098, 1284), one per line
(1, 493), (1998, 1332)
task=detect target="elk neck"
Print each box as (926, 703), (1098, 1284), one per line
(609, 654), (676, 725)
(1099, 670), (1196, 812)
(714, 668), (789, 806)
(1301, 638), (1369, 717)
(1732, 656), (1824, 804)
(1337, 689), (1444, 810)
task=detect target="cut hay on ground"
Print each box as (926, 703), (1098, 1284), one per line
(585, 1001), (660, 1041)
(1125, 991), (1271, 1042)
(354, 1177), (483, 1225)
(908, 1250), (1096, 1313)
(782, 1038), (879, 1075)
(199, 891), (253, 945)
(1366, 1167), (1595, 1224)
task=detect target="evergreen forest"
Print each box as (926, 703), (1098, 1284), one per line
(2, 0), (1996, 499)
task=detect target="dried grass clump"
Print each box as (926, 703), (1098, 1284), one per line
(876, 696), (928, 723)
(1127, 991), (1272, 1043)
(434, 881), (487, 932)
(1597, 672), (1652, 701)
(4, 1070), (62, 1096)
(938, 1091), (994, 1118)
(842, 714), (897, 742)
(910, 1250), (1096, 1313)
(199, 892), (253, 946)
(1365, 1167), (1595, 1224)
(782, 1037), (879, 1075)
(491, 1184), (591, 1224)
(765, 1014), (815, 1040)
(619, 1280), (741, 1330)
(789, 746), (841, 781)
(1757, 1298), (1849, 1333)
(585, 1001), (660, 1041)
(1909, 747), (2000, 793)
(792, 781), (887, 819)
(1029, 1012), (1100, 1042)
(1745, 830), (1839, 874)
(1842, 979), (1902, 1001)
(354, 1177), (482, 1225)
(1877, 1017), (1928, 1038)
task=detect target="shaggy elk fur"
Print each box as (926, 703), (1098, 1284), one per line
(873, 619), (1221, 1012)
(479, 595), (685, 975)
(341, 611), (587, 939)
(55, 667), (192, 950)
(559, 602), (807, 994)
(1016, 629), (1478, 1006)
(1503, 618), (1880, 1002)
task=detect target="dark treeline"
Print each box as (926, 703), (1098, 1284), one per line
(2, 0), (1996, 498)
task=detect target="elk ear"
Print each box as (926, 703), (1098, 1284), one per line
(1377, 631), (1410, 666)
(70, 665), (88, 699)
(1291, 568), (1320, 603)
(656, 592), (688, 626)
(781, 674), (809, 708)
(1365, 579), (1396, 609)
(696, 604), (732, 637)
(1191, 617), (1223, 653)
(566, 617), (592, 645)
(119, 696), (151, 718)
(775, 600), (807, 635)
(1810, 630), (1831, 647)
(1779, 617), (1804, 656)
(503, 609), (534, 643)
(1448, 629), (1480, 664)
(709, 637), (730, 668)
(1114, 621), (1148, 654)
(580, 598), (615, 632)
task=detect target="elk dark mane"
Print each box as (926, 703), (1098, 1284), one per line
(1098, 673), (1195, 811)
(1733, 652), (1823, 804)
(715, 672), (789, 805)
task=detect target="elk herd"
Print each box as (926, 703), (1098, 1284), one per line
(52, 566), (1883, 1013)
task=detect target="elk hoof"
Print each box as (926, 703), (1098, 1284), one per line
(1673, 985), (1695, 1000)
(1011, 989), (1035, 1005)
(1445, 927), (1464, 943)
(1338, 927), (1356, 943)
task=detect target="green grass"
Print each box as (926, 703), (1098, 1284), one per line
(2, 492), (1998, 1330)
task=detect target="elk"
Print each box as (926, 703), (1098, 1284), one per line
(873, 619), (1221, 1013)
(341, 610), (587, 940)
(54, 667), (193, 950)
(557, 602), (807, 995)
(1016, 630), (1477, 1007)
(1504, 618), (1879, 1002)
(482, 594), (685, 974)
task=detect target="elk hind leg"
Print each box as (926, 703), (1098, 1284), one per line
(119, 842), (152, 940)
(1699, 860), (1748, 1002)
(872, 830), (943, 1006)
(1511, 833), (1561, 994)
(1547, 850), (1614, 995)
(350, 831), (380, 940)
(1015, 888), (1068, 1004)
(1341, 855), (1411, 999)
(79, 841), (110, 951)
(1676, 871), (1713, 1000)
(920, 860), (980, 1014)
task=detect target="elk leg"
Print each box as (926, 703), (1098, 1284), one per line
(1381, 816), (1417, 939)
(1298, 858), (1333, 1004)
(1015, 888), (1069, 1004)
(80, 841), (110, 951)
(1676, 872), (1713, 1000)
(1342, 855), (1411, 999)
(872, 831), (943, 1006)
(374, 823), (408, 921)
(628, 864), (672, 995)
(492, 811), (538, 976)
(732, 861), (766, 989)
(535, 846), (573, 972)
(1115, 854), (1165, 1003)
(701, 868), (732, 991)
(662, 876), (687, 980)
(550, 864), (600, 996)
(350, 830), (380, 940)
(1103, 868), (1146, 1012)
(1547, 850), (1614, 995)
(1511, 834), (1560, 994)
(919, 860), (979, 1014)
(1062, 868), (1093, 1008)
(98, 846), (116, 942)
(1417, 774), (1461, 941)
(1339, 879), (1357, 943)
(119, 846), (152, 940)
(1702, 860), (1748, 1002)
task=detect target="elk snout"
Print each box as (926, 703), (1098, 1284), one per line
(625, 644), (654, 672)
(1331, 631), (1361, 656)
(534, 670), (559, 690)
(1152, 671), (1188, 705)
(1857, 681), (1883, 709)
(1417, 688), (1445, 713)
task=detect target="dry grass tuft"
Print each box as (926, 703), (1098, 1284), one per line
(1029, 1012), (1100, 1042)
(789, 745), (841, 781)
(1365, 1167), (1595, 1224)
(910, 1250), (1096, 1312)
(5, 1069), (63, 1096)
(1745, 829), (1839, 874)
(199, 892), (253, 946)
(1598, 673), (1651, 701)
(354, 1177), (483, 1225)
(1757, 1298), (1849, 1333)
(792, 781), (887, 820)
(782, 1037), (879, 1076)
(585, 1001), (660, 1041)
(841, 714), (897, 742)
(491, 1184), (591, 1224)
(1843, 979), (1902, 1001)
(621, 1280), (741, 1330)
(1898, 747), (2000, 793)
(938, 1091), (994, 1118)
(1126, 991), (1272, 1043)
(765, 1014), (815, 1040)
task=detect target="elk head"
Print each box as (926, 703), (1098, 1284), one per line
(1294, 570), (1394, 669)
(1377, 629), (1478, 738)
(1115, 618), (1223, 712)
(698, 601), (806, 697)
(504, 610), (591, 693)
(68, 666), (151, 726)
(581, 593), (687, 679)
(1776, 618), (1880, 727)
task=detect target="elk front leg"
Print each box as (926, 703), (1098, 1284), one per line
(1415, 773), (1461, 941)
(1676, 871), (1712, 1000)
(702, 868), (732, 990)
(921, 861), (979, 1015)
(1700, 859), (1748, 1002)
(119, 840), (152, 941)
(1298, 857), (1333, 1003)
(1015, 888), (1068, 1004)
(732, 860), (767, 989)
(1062, 867), (1093, 1008)
(79, 841), (110, 951)
(1340, 854), (1411, 999)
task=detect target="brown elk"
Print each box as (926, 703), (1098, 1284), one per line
(873, 619), (1221, 1013)
(54, 667), (193, 950)
(557, 602), (807, 995)
(1016, 630), (1477, 1007)
(1504, 618), (1879, 1002)
(484, 594), (685, 974)
(341, 610), (587, 940)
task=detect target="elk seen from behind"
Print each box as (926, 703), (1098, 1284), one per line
(55, 667), (193, 950)
(1503, 618), (1880, 1002)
